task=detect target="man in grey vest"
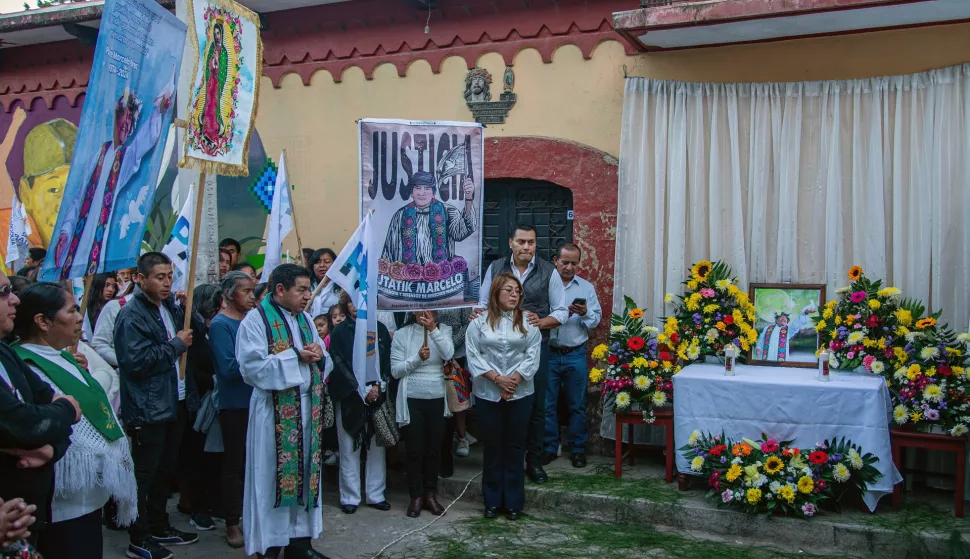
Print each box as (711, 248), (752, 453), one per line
(475, 224), (568, 483)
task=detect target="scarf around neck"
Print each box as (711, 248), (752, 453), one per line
(256, 297), (325, 510)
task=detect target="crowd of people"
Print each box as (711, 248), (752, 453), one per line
(0, 225), (602, 559)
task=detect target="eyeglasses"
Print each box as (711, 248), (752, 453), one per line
(500, 287), (521, 295)
(0, 285), (12, 298)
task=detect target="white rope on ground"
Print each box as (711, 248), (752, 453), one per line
(372, 471), (482, 558)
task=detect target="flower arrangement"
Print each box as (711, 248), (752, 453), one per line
(664, 260), (758, 362)
(817, 266), (905, 373)
(588, 297), (679, 424)
(681, 431), (882, 517)
(888, 301), (970, 436)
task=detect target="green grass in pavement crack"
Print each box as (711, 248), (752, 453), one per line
(541, 467), (683, 505)
(857, 502), (970, 559)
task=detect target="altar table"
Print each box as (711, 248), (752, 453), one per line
(673, 363), (902, 511)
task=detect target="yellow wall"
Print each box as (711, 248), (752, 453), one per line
(255, 22), (970, 250)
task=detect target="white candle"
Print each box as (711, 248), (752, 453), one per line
(819, 350), (830, 382)
(724, 346), (736, 376)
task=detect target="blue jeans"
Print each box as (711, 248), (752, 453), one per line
(544, 347), (588, 455)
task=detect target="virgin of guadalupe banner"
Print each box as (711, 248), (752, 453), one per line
(359, 118), (484, 311)
(40, 0), (185, 281)
(179, 0), (262, 177)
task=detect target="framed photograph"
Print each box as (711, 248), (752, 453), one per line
(749, 283), (826, 368)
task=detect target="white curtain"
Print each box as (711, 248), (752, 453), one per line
(616, 65), (970, 329)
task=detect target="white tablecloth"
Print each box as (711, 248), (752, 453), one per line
(673, 363), (902, 511)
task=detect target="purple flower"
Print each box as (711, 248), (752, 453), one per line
(925, 409), (941, 421)
(802, 503), (817, 517)
(721, 489), (734, 503)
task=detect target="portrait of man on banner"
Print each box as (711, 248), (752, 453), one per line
(361, 119), (484, 311)
(180, 0), (262, 177)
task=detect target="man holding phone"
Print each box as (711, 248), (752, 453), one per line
(546, 243), (601, 468)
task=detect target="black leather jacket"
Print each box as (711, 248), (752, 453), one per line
(115, 293), (202, 426)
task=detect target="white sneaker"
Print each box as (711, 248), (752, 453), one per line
(456, 437), (470, 457)
(465, 433), (478, 446)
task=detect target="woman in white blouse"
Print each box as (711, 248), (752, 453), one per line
(306, 248), (342, 317)
(390, 310), (454, 518)
(466, 272), (541, 521)
(13, 282), (136, 559)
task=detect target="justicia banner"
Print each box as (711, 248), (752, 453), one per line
(359, 118), (484, 311)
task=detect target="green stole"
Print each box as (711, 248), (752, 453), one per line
(13, 343), (122, 442)
(257, 297), (324, 510)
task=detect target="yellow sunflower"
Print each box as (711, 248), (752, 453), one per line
(691, 260), (713, 282)
(764, 456), (785, 475)
(848, 265), (863, 281)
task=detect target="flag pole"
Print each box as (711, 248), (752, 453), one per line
(282, 150), (306, 267)
(178, 178), (205, 380)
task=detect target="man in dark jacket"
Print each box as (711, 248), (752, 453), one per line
(0, 270), (79, 543)
(115, 252), (199, 559)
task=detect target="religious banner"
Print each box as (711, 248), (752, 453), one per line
(359, 118), (484, 311)
(40, 0), (185, 281)
(179, 0), (262, 176)
(161, 183), (197, 292)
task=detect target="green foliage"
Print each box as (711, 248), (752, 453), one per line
(142, 199), (177, 253)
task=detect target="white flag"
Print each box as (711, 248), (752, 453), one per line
(162, 183), (197, 293)
(260, 153), (293, 283)
(5, 195), (30, 272)
(326, 213), (379, 400)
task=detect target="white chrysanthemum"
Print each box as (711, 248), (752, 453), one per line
(651, 391), (667, 406)
(830, 356), (840, 370)
(705, 328), (719, 340)
(893, 405), (909, 424)
(951, 424), (968, 437)
(688, 429), (701, 447)
(615, 392), (632, 408)
(687, 346), (701, 360)
(848, 450), (864, 470)
(846, 332), (865, 345)
(664, 293), (674, 304)
(644, 326), (659, 334)
(716, 279), (731, 289)
(957, 333), (970, 344)
(731, 457), (743, 465)
(833, 463), (851, 483)
(894, 368), (908, 381)
(870, 361), (885, 374)
(905, 332), (925, 343)
(768, 481), (782, 493)
(923, 384), (944, 402)
(634, 376), (651, 391)
(611, 325), (626, 333)
(836, 286), (850, 295)
(920, 347), (940, 360)
(690, 456), (705, 472)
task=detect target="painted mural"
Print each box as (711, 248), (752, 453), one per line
(1, 94), (268, 275)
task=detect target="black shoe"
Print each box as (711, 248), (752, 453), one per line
(258, 547), (283, 559)
(440, 466), (454, 479)
(367, 501), (391, 511)
(283, 542), (331, 559)
(526, 464), (548, 484)
(541, 452), (558, 466)
(341, 504), (358, 514)
(484, 507), (498, 519)
(151, 528), (199, 546)
(506, 510), (520, 521)
(570, 453), (587, 468)
(189, 513), (216, 531)
(127, 540), (173, 559)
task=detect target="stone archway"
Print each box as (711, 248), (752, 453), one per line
(484, 136), (618, 324)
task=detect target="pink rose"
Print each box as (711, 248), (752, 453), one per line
(700, 288), (716, 298)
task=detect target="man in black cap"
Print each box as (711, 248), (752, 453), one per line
(381, 172), (476, 266)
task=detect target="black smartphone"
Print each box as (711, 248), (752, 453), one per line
(572, 298), (587, 305)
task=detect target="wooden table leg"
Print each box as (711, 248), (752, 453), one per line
(677, 473), (689, 491)
(664, 421), (674, 483)
(956, 442), (965, 518)
(891, 440), (902, 509)
(615, 418), (623, 479)
(627, 423), (635, 466)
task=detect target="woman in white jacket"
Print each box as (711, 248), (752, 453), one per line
(390, 311), (454, 518)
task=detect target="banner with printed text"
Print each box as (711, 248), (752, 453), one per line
(359, 119), (484, 311)
(40, 0), (185, 281)
(179, 0), (262, 177)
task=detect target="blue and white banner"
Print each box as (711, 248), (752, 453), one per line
(5, 195), (31, 272)
(40, 0), (186, 281)
(162, 183), (197, 292)
(326, 213), (378, 401)
(259, 152), (293, 283)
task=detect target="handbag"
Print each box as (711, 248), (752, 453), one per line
(372, 394), (399, 447)
(444, 359), (473, 413)
(322, 387), (335, 430)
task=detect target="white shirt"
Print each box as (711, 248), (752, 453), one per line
(477, 256), (569, 326)
(390, 323), (454, 399)
(159, 305), (185, 401)
(92, 293), (134, 367)
(308, 281), (341, 320)
(550, 275), (602, 348)
(466, 312), (541, 403)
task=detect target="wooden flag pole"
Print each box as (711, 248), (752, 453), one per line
(304, 277), (328, 313)
(72, 274), (94, 353)
(178, 177), (206, 380)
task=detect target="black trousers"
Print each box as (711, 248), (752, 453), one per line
(219, 408), (249, 526)
(178, 409), (221, 517)
(128, 403), (187, 544)
(525, 340), (551, 465)
(37, 508), (102, 559)
(477, 395), (532, 511)
(404, 397), (446, 498)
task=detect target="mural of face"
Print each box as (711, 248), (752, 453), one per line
(18, 118), (78, 247)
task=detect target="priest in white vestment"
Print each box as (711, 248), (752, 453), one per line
(754, 303), (816, 362)
(237, 264), (332, 559)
